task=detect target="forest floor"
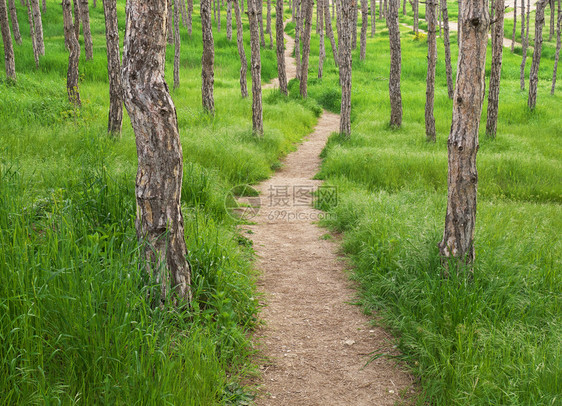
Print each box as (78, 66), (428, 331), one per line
(243, 26), (414, 405)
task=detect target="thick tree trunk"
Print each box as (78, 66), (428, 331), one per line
(248, 0), (263, 134)
(201, 0), (215, 113)
(295, 0), (302, 79)
(0, 0), (16, 80)
(339, 0), (353, 136)
(62, 0), (81, 106)
(360, 0), (367, 60)
(122, 0), (191, 306)
(103, 0), (123, 135)
(7, 0), (21, 45)
(438, 0), (489, 273)
(25, 0), (39, 67)
(275, 0), (288, 93)
(188, 0), (193, 35)
(552, 12), (561, 93)
(371, 0), (376, 35)
(528, 0), (548, 110)
(486, 0), (504, 138)
(174, 0), (180, 89)
(234, 0), (248, 97)
(29, 0), (43, 55)
(300, 0), (312, 97)
(324, 0), (338, 66)
(442, 0), (453, 98)
(388, 0), (402, 127)
(79, 0), (93, 59)
(520, 0), (529, 89)
(425, 0), (437, 142)
(226, 0), (232, 40)
(267, 0), (273, 48)
(318, 0), (325, 77)
(511, 0), (517, 52)
(72, 0), (80, 42)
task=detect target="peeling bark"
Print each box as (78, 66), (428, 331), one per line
(442, 0), (454, 98)
(248, 0), (263, 134)
(7, 0), (21, 45)
(103, 0), (123, 135)
(201, 0), (215, 113)
(486, 0), (504, 138)
(360, 0), (367, 60)
(62, 0), (80, 105)
(79, 0), (93, 59)
(425, 0), (437, 142)
(324, 0), (338, 66)
(0, 0), (16, 80)
(339, 0), (353, 136)
(276, 0), (288, 93)
(174, 0), (180, 89)
(388, 0), (402, 127)
(552, 11), (561, 93)
(528, 0), (548, 110)
(122, 0), (191, 306)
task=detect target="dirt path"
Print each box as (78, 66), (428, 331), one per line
(243, 23), (413, 406)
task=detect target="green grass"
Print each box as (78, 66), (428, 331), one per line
(302, 11), (561, 406)
(0, 0), (318, 404)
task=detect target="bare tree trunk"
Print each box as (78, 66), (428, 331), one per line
(122, 0), (191, 306)
(259, 0), (265, 46)
(425, 0), (437, 142)
(300, 0), (312, 97)
(388, 0), (402, 127)
(403, 0), (406, 15)
(352, 0), (358, 49)
(550, 0), (555, 40)
(103, 0), (123, 135)
(62, 0), (80, 105)
(371, 0), (376, 35)
(241, 0), (244, 14)
(528, 0), (548, 110)
(457, 0), (462, 44)
(79, 0), (93, 59)
(174, 0), (181, 89)
(319, 0), (325, 77)
(29, 0), (43, 55)
(520, 0), (529, 89)
(167, 0), (174, 44)
(267, 0), (273, 47)
(360, 0), (367, 59)
(410, 0), (418, 34)
(276, 0), (288, 93)
(324, 0), (338, 66)
(25, 0), (39, 67)
(438, 0), (489, 273)
(188, 0), (193, 35)
(0, 0), (16, 80)
(7, 0), (21, 45)
(42, 0), (44, 12)
(73, 0), (80, 42)
(383, 0), (387, 18)
(486, 0), (504, 138)
(227, 0), (232, 40)
(180, 0), (188, 26)
(234, 0), (248, 97)
(552, 12), (561, 93)
(217, 0), (221, 32)
(511, 0), (517, 52)
(295, 0), (302, 79)
(442, 0), (453, 98)
(92, 0), (95, 7)
(201, 0), (215, 113)
(339, 0), (353, 136)
(248, 0), (263, 134)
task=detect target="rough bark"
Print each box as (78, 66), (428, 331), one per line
(319, 0), (325, 77)
(7, 0), (21, 45)
(442, 0), (453, 98)
(550, 0), (555, 40)
(188, 0), (193, 35)
(180, 0), (188, 26)
(439, 0), (489, 273)
(25, 0), (38, 67)
(259, 0), (265, 46)
(174, 0), (180, 89)
(29, 0), (43, 55)
(339, 0), (353, 136)
(167, 0), (174, 44)
(425, 0), (437, 142)
(295, 0), (302, 79)
(217, 0), (221, 32)
(528, 0), (548, 110)
(122, 0), (191, 306)
(79, 0), (93, 59)
(248, 0), (263, 134)
(275, 0), (288, 93)
(300, 0), (313, 97)
(520, 0), (529, 89)
(352, 0), (358, 49)
(201, 0), (215, 113)
(234, 0), (248, 97)
(103, 0), (123, 135)
(267, 0), (273, 47)
(388, 0), (402, 127)
(226, 0), (232, 40)
(360, 0), (367, 60)
(72, 0), (80, 42)
(511, 0), (517, 52)
(0, 0), (16, 80)
(410, 0), (419, 34)
(324, 0), (338, 66)
(62, 0), (80, 105)
(486, 0), (504, 138)
(552, 11), (561, 93)
(371, 0), (376, 35)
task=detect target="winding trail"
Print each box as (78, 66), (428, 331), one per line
(243, 22), (413, 406)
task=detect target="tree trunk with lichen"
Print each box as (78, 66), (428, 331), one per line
(62, 0), (80, 105)
(103, 0), (123, 135)
(234, 0), (248, 97)
(122, 0), (191, 306)
(486, 0), (504, 138)
(438, 0), (489, 274)
(528, 0), (548, 110)
(7, 0), (21, 45)
(425, 0), (437, 141)
(201, 0), (215, 112)
(0, 0), (16, 80)
(276, 0), (288, 93)
(248, 0), (263, 134)
(388, 0), (402, 127)
(340, 0), (353, 136)
(79, 0), (93, 59)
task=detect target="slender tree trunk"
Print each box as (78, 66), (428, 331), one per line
(457, 0), (462, 43)
(339, 0), (353, 136)
(410, 0), (419, 34)
(486, 0), (505, 138)
(201, 0), (215, 113)
(425, 0), (437, 141)
(295, 0), (302, 79)
(241, 0), (244, 14)
(520, 0), (529, 89)
(227, 0), (232, 40)
(212, 0), (216, 24)
(300, 0), (312, 97)
(550, 0), (555, 40)
(92, 0), (95, 7)
(388, 0), (402, 127)
(552, 11), (561, 93)
(403, 0), (406, 15)
(79, 0), (93, 59)
(383, 0), (387, 18)
(276, 0), (288, 93)
(41, 0), (44, 12)
(174, 0), (180, 89)
(25, 0), (39, 67)
(371, 0), (376, 35)
(29, 0), (43, 55)
(73, 0), (80, 42)
(217, 0), (221, 32)
(188, 0), (193, 35)
(259, 0), (265, 46)
(438, 0), (489, 273)
(352, 0), (358, 49)
(248, 0), (263, 134)
(122, 0), (191, 306)
(7, 0), (21, 45)
(319, 0), (325, 77)
(442, 0), (453, 98)
(62, 0), (80, 105)
(267, 0), (273, 47)
(180, 0), (188, 26)
(528, 0), (548, 110)
(0, 0), (16, 80)
(324, 0), (338, 66)
(103, 0), (123, 135)
(360, 0), (367, 59)
(234, 0), (248, 97)
(167, 0), (174, 44)
(511, 0), (517, 52)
